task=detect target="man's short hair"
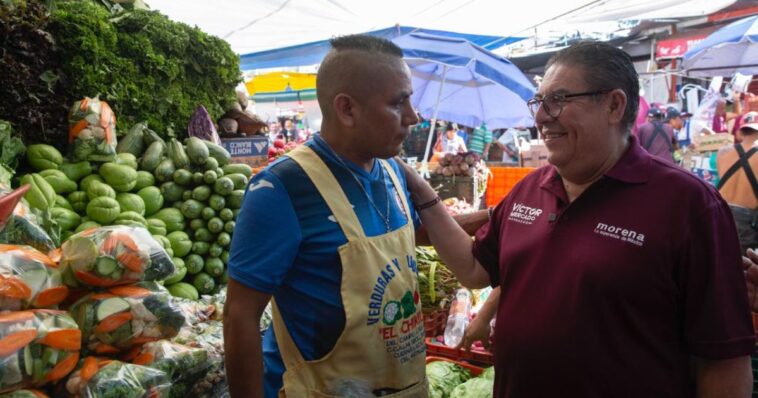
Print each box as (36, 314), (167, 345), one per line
(546, 41), (640, 132)
(316, 35), (404, 119)
(329, 34), (403, 57)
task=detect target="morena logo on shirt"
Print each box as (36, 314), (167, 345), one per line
(508, 203), (544, 225)
(594, 222), (645, 247)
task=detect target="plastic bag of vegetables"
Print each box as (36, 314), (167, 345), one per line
(0, 389), (49, 398)
(67, 97), (117, 163)
(70, 282), (186, 355)
(62, 357), (170, 398)
(0, 187), (56, 255)
(171, 320), (226, 397)
(426, 360), (472, 398)
(59, 226), (174, 288)
(0, 310), (81, 393)
(0, 244), (69, 311)
(122, 340), (210, 398)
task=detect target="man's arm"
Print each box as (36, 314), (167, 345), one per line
(415, 209), (489, 246)
(224, 279), (272, 398)
(693, 356), (753, 398)
(399, 160), (491, 288)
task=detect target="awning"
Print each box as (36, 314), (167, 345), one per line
(238, 25), (524, 71)
(655, 26), (721, 59)
(245, 72), (316, 95)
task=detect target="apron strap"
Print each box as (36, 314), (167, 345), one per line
(270, 298), (307, 370)
(287, 145), (365, 241)
(381, 159), (412, 225)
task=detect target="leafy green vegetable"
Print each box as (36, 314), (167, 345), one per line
(0, 120), (25, 182)
(427, 360), (472, 398)
(449, 377), (494, 398)
(47, 1), (240, 138)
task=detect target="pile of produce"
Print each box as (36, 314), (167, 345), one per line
(267, 139), (298, 164)
(16, 108), (249, 300)
(442, 198), (476, 216)
(416, 246), (459, 312)
(427, 359), (494, 398)
(434, 152), (481, 177)
(0, 0), (241, 148)
(0, 244), (68, 311)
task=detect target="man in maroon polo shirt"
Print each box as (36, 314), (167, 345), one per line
(403, 41), (754, 397)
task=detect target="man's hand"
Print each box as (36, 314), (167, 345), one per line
(455, 314), (491, 352)
(741, 248), (758, 312)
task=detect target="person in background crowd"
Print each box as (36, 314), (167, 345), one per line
(434, 123), (467, 157)
(281, 119), (299, 143)
(268, 122), (282, 143)
(399, 40), (754, 398)
(455, 123), (469, 144)
(494, 127), (525, 164)
(225, 34), (489, 398)
(717, 111), (758, 254)
(468, 123), (493, 159)
(636, 106), (678, 163)
(730, 91), (756, 139)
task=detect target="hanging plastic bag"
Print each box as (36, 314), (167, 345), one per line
(59, 226), (174, 288)
(70, 282), (186, 355)
(0, 310), (81, 393)
(62, 357), (170, 398)
(122, 340), (211, 397)
(0, 187), (56, 256)
(0, 244), (68, 311)
(68, 97), (117, 163)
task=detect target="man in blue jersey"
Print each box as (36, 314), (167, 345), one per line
(224, 35), (489, 398)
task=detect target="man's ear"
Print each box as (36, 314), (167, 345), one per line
(608, 89), (627, 124)
(334, 93), (357, 128)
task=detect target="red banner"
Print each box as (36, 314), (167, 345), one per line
(655, 36), (707, 59)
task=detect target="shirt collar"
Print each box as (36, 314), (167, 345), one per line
(540, 134), (652, 190)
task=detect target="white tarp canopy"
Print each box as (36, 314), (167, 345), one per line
(148, 0), (737, 55)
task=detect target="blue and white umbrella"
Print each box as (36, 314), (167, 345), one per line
(391, 33), (536, 167)
(683, 15), (758, 77)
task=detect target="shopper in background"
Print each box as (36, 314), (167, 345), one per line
(400, 40), (754, 398)
(280, 119), (299, 143)
(717, 111), (758, 254)
(225, 34), (488, 398)
(636, 106), (678, 163)
(468, 123), (493, 159)
(433, 123), (467, 157)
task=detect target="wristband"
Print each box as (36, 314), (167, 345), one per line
(415, 196), (441, 212)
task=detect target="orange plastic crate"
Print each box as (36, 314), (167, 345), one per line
(485, 167), (534, 207)
(425, 337), (494, 366)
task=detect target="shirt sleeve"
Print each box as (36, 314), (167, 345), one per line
(227, 169), (302, 293)
(679, 199), (755, 359)
(472, 201), (505, 288)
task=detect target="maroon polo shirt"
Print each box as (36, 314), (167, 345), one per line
(473, 135), (755, 398)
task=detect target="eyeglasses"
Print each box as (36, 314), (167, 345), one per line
(527, 90), (610, 119)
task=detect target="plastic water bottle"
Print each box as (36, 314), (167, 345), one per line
(444, 288), (472, 347)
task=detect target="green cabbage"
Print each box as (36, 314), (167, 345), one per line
(479, 366), (495, 380)
(449, 377), (494, 398)
(426, 361), (471, 398)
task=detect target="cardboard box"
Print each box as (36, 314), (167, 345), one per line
(691, 133), (733, 153)
(520, 144), (549, 168)
(221, 136), (268, 168)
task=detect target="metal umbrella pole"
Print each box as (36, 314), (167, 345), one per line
(419, 64), (449, 179)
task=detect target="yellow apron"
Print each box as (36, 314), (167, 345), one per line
(272, 146), (427, 397)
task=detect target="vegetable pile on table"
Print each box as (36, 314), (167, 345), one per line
(427, 360), (494, 398)
(16, 105), (249, 300)
(416, 247), (460, 312)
